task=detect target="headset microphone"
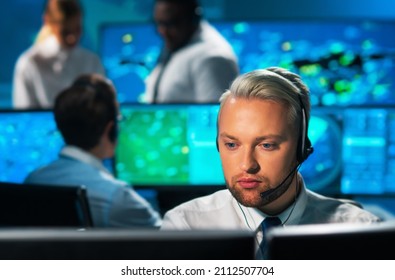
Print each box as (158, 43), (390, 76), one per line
(259, 164), (300, 205)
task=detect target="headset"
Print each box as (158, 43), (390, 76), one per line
(296, 94), (314, 164)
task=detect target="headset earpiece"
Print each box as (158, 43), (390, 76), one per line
(297, 95), (313, 163)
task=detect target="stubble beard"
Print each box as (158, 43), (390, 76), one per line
(225, 178), (271, 209)
(225, 174), (294, 210)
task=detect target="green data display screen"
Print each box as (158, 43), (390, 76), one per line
(115, 104), (224, 186)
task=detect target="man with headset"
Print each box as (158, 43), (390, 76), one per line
(145, 0), (239, 103)
(160, 67), (380, 256)
(25, 73), (162, 228)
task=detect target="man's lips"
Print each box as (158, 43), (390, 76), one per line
(237, 178), (262, 189)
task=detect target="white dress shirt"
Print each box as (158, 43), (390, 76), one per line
(145, 20), (239, 103)
(161, 174), (381, 235)
(13, 36), (105, 109)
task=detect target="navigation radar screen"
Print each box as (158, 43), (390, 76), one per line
(100, 20), (395, 106)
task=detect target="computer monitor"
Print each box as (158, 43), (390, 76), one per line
(214, 20), (395, 107)
(0, 229), (255, 260)
(266, 221), (395, 260)
(0, 109), (64, 183)
(341, 107), (395, 195)
(299, 105), (395, 196)
(115, 104), (223, 187)
(0, 109), (114, 183)
(99, 22), (161, 103)
(99, 19), (395, 105)
(0, 181), (93, 228)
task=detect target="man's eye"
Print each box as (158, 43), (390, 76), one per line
(224, 142), (237, 149)
(262, 143), (275, 150)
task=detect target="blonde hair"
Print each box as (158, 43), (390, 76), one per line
(219, 67), (310, 125)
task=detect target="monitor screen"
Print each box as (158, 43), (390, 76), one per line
(0, 229), (255, 260)
(214, 20), (395, 106)
(0, 110), (64, 183)
(303, 106), (395, 196)
(116, 104), (223, 186)
(0, 110), (114, 183)
(341, 107), (395, 195)
(99, 23), (161, 104)
(100, 20), (395, 105)
(266, 221), (395, 260)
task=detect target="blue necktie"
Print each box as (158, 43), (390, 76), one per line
(256, 217), (282, 259)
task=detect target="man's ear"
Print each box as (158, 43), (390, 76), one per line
(108, 121), (118, 144)
(104, 120), (117, 144)
(93, 121), (116, 159)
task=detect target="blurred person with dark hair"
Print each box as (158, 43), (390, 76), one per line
(13, 0), (105, 109)
(145, 0), (239, 103)
(25, 73), (162, 228)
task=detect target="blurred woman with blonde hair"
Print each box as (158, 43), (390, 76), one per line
(13, 0), (105, 109)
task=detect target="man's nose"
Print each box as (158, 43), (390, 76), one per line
(240, 147), (260, 173)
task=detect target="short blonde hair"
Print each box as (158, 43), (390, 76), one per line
(219, 67), (310, 126)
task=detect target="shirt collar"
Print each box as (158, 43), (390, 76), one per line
(237, 173), (309, 231)
(189, 20), (205, 44)
(60, 145), (111, 174)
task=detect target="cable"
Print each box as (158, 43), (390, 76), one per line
(236, 166), (302, 257)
